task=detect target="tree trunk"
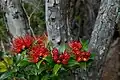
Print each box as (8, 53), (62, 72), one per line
(88, 0), (119, 79)
(61, 0), (101, 40)
(45, 0), (67, 47)
(1, 0), (30, 38)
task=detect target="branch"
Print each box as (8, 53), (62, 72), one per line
(28, 0), (42, 20)
(22, 0), (42, 39)
(0, 40), (5, 54)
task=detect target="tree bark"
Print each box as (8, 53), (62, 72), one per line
(61, 0), (101, 40)
(45, 0), (67, 47)
(1, 0), (30, 38)
(88, 0), (119, 79)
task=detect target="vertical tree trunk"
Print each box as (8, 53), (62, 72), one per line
(88, 0), (119, 79)
(1, 0), (30, 38)
(45, 0), (67, 47)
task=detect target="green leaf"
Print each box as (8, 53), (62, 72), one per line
(59, 43), (67, 53)
(29, 75), (39, 80)
(3, 57), (13, 65)
(38, 66), (47, 75)
(47, 41), (54, 51)
(79, 62), (87, 70)
(0, 61), (7, 72)
(53, 64), (61, 75)
(44, 55), (54, 65)
(51, 74), (59, 80)
(0, 51), (4, 57)
(36, 59), (43, 69)
(16, 73), (25, 79)
(14, 54), (21, 63)
(0, 71), (12, 80)
(86, 59), (94, 67)
(90, 53), (96, 60)
(23, 57), (29, 61)
(81, 39), (89, 51)
(21, 50), (27, 58)
(17, 60), (30, 67)
(68, 58), (79, 67)
(41, 75), (49, 80)
(23, 65), (38, 75)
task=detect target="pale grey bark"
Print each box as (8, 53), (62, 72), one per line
(0, 40), (5, 53)
(1, 0), (30, 38)
(45, 0), (67, 47)
(88, 0), (119, 79)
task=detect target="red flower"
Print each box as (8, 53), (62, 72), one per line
(76, 56), (82, 62)
(61, 59), (68, 65)
(35, 36), (45, 47)
(59, 54), (64, 60)
(11, 34), (33, 53)
(35, 33), (48, 47)
(52, 48), (59, 56)
(81, 52), (90, 61)
(53, 55), (59, 62)
(72, 49), (82, 55)
(30, 56), (39, 63)
(52, 48), (70, 65)
(23, 34), (33, 48)
(75, 51), (90, 62)
(62, 51), (70, 61)
(56, 60), (61, 64)
(11, 37), (25, 53)
(68, 41), (82, 50)
(40, 47), (49, 57)
(52, 48), (59, 63)
(29, 45), (49, 63)
(62, 51), (70, 64)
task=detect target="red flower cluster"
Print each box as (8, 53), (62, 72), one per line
(68, 41), (82, 50)
(75, 51), (90, 62)
(52, 48), (70, 65)
(36, 33), (48, 43)
(11, 33), (91, 64)
(29, 45), (49, 63)
(68, 41), (90, 62)
(11, 34), (33, 53)
(11, 33), (48, 53)
(11, 33), (49, 63)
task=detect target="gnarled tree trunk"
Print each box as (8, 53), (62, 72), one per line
(88, 0), (119, 79)
(1, 0), (30, 38)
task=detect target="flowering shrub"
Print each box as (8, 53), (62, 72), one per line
(0, 33), (95, 80)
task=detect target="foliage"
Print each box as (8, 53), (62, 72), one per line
(0, 33), (95, 80)
(0, 11), (8, 41)
(22, 0), (45, 35)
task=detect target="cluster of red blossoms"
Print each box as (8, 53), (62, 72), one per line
(11, 34), (49, 63)
(52, 48), (70, 65)
(29, 45), (49, 63)
(11, 34), (33, 53)
(11, 33), (91, 64)
(68, 41), (90, 62)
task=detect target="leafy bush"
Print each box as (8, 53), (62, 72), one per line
(0, 33), (95, 80)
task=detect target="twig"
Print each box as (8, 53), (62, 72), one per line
(29, 0), (42, 20)
(28, 0), (42, 38)
(28, 0), (42, 39)
(0, 39), (5, 53)
(22, 0), (42, 39)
